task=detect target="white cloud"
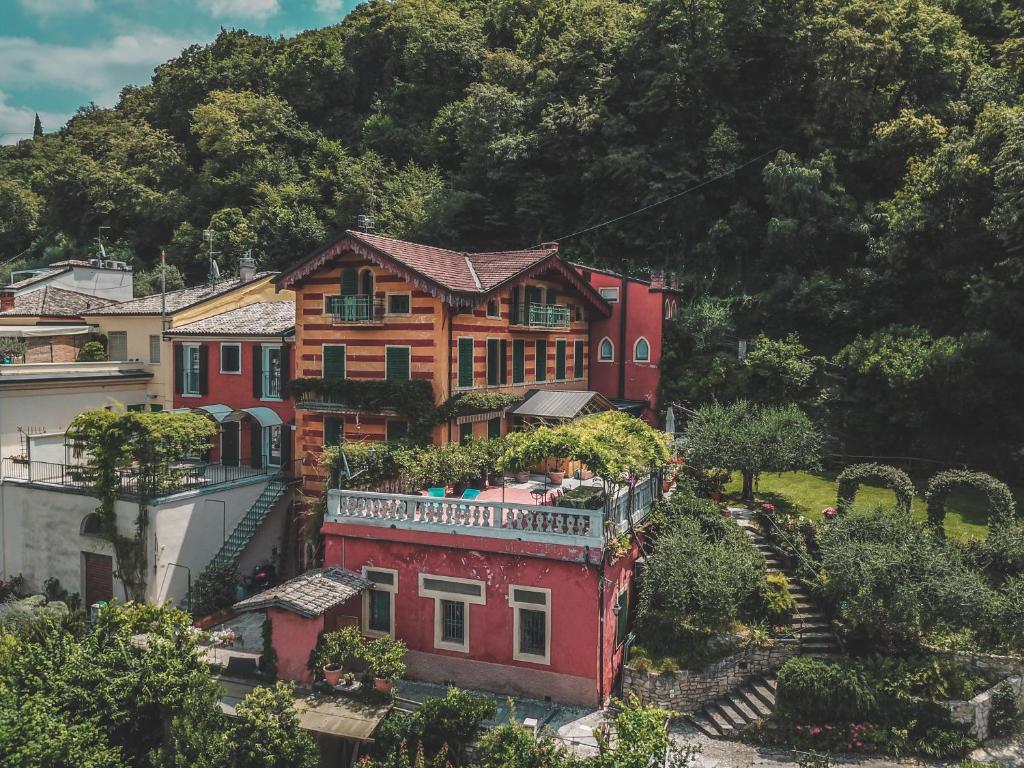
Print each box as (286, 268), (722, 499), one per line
(0, 32), (192, 109)
(314, 0), (343, 14)
(0, 90), (69, 146)
(197, 0), (279, 20)
(18, 0), (97, 16)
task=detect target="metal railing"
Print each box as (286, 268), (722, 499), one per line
(510, 302), (570, 330)
(262, 373), (283, 399)
(183, 370), (201, 395)
(0, 458), (270, 498)
(329, 296), (384, 324)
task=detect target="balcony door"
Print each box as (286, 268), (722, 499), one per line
(221, 422), (240, 467)
(263, 425), (282, 468)
(255, 345), (285, 400)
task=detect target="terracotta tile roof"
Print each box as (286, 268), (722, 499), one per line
(0, 286), (116, 317)
(232, 567), (373, 618)
(164, 301), (295, 337)
(85, 272), (275, 316)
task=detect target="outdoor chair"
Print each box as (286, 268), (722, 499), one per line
(427, 487), (446, 497)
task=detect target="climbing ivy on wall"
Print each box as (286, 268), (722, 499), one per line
(67, 408), (216, 601)
(836, 463), (916, 515)
(924, 469), (1017, 535)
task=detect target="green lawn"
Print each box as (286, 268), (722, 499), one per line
(723, 470), (1024, 540)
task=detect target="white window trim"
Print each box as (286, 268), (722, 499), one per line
(182, 342), (202, 397)
(598, 336), (614, 363)
(509, 584), (551, 665)
(418, 573), (486, 653)
(599, 286), (619, 303)
(573, 339), (586, 381)
(362, 566), (398, 638)
(219, 342), (241, 374)
(260, 343), (284, 402)
(486, 298), (501, 319)
(554, 338), (568, 381)
(321, 343), (346, 378)
(385, 344), (412, 382)
(386, 292), (412, 316)
(633, 336), (651, 363)
(324, 294), (341, 314)
(456, 336), (475, 390)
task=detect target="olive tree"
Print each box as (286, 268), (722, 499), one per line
(683, 401), (824, 501)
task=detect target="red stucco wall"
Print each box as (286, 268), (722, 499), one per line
(269, 607), (324, 684)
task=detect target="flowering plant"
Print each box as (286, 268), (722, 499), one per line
(761, 502), (775, 513)
(822, 506), (838, 520)
(210, 628), (236, 647)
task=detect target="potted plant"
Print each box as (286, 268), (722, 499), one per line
(547, 464), (565, 485)
(310, 626), (365, 687)
(364, 635), (406, 695)
(323, 662), (343, 686)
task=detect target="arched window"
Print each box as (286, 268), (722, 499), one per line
(670, 301), (678, 318)
(341, 267), (358, 296)
(633, 337), (650, 362)
(80, 513), (102, 536)
(359, 268), (375, 297)
(598, 337), (614, 362)
(665, 302), (671, 320)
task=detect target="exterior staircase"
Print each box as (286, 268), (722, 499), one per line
(208, 475), (288, 571)
(683, 517), (842, 738)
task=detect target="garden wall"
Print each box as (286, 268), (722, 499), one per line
(622, 641), (798, 712)
(945, 675), (1023, 742)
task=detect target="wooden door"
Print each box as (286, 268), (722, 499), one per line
(83, 552), (113, 607)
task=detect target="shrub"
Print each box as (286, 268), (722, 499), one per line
(988, 680), (1021, 738)
(776, 657), (877, 723)
(761, 572), (796, 626)
(365, 634), (407, 682)
(77, 340), (106, 362)
(191, 561), (239, 617)
(416, 687), (497, 764)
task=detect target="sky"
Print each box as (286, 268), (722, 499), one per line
(0, 0), (356, 144)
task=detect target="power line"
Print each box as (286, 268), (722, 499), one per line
(544, 146), (782, 246)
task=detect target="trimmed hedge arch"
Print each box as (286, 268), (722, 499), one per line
(835, 463), (916, 516)
(924, 469), (1017, 533)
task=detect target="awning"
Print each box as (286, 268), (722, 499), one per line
(508, 389), (614, 421)
(195, 404), (233, 422)
(608, 398), (649, 417)
(224, 406), (283, 427)
(0, 324), (92, 338)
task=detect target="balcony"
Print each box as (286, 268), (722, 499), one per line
(262, 372), (283, 399)
(509, 302), (570, 331)
(328, 296), (384, 325)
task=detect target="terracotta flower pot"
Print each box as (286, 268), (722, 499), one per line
(515, 470), (530, 483)
(373, 677), (393, 695)
(547, 470), (565, 485)
(323, 664), (343, 686)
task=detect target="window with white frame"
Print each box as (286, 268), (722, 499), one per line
(509, 585), (551, 664)
(598, 337), (614, 362)
(387, 293), (411, 315)
(633, 337), (650, 362)
(362, 567), (398, 637)
(418, 574), (486, 653)
(598, 286), (619, 303)
(148, 335), (161, 364)
(220, 343), (241, 374)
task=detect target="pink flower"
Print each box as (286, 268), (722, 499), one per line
(761, 503), (775, 513)
(824, 724), (833, 730)
(809, 726), (822, 736)
(822, 507), (838, 519)
(855, 741), (862, 748)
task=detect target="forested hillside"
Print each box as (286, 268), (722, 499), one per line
(1, 0), (1023, 475)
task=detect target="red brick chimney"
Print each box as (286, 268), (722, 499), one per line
(650, 270), (665, 289)
(0, 290), (14, 312)
(539, 242), (559, 252)
(668, 272), (679, 289)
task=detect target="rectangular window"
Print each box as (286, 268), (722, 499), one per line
(487, 416), (501, 439)
(149, 404), (163, 412)
(387, 293), (411, 315)
(362, 567), (397, 637)
(419, 574), (486, 653)
(615, 588), (630, 647)
(148, 335), (161, 364)
(546, 287), (557, 305)
(323, 345), (346, 379)
(486, 299), (500, 318)
(555, 340), (566, 380)
(220, 343), (241, 374)
(184, 344), (202, 395)
(535, 339), (547, 382)
(574, 305), (583, 322)
(126, 403), (145, 413)
(599, 286), (619, 303)
(107, 331), (127, 361)
(486, 339), (499, 386)
(512, 340), (525, 384)
(386, 420), (408, 442)
(385, 346), (411, 381)
(510, 585), (551, 664)
(574, 340), (585, 379)
(457, 337), (474, 389)
(459, 422), (473, 444)
(324, 417), (343, 446)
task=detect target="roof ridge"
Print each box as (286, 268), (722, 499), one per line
(463, 254), (483, 290)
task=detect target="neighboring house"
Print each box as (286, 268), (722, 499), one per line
(5, 258), (134, 303)
(0, 286), (116, 363)
(164, 302), (296, 475)
(84, 260), (294, 409)
(276, 230), (611, 497)
(575, 266), (683, 425)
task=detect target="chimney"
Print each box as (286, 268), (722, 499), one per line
(539, 242), (559, 252)
(650, 270), (665, 289)
(668, 272), (679, 289)
(238, 254), (256, 282)
(0, 290), (14, 312)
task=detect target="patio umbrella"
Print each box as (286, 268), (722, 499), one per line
(665, 406), (676, 436)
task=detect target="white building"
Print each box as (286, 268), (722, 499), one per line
(5, 259), (134, 303)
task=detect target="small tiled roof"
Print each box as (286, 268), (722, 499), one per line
(0, 286), (117, 317)
(85, 272), (275, 316)
(164, 302), (295, 338)
(509, 389), (614, 420)
(232, 567), (373, 618)
(6, 268), (65, 291)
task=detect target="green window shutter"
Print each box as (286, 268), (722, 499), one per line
(386, 420), (408, 441)
(535, 340), (547, 382)
(458, 338), (474, 388)
(555, 340), (566, 380)
(486, 339), (499, 386)
(574, 340), (584, 379)
(149, 404), (164, 412)
(487, 417), (501, 439)
(615, 589), (630, 646)
(459, 422), (473, 444)
(324, 417), (343, 446)
(323, 346), (345, 379)
(341, 267), (358, 296)
(386, 347), (410, 381)
(499, 340), (508, 384)
(513, 340), (525, 384)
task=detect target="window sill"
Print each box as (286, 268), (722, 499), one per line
(512, 652), (550, 666)
(434, 641), (470, 654)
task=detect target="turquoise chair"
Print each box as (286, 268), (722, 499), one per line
(427, 487), (446, 497)
(460, 488), (481, 501)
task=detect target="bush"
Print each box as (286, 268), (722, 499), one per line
(191, 561), (239, 617)
(416, 687), (497, 764)
(988, 680), (1021, 738)
(776, 657), (877, 723)
(77, 340), (106, 362)
(365, 634), (407, 682)
(761, 572), (796, 626)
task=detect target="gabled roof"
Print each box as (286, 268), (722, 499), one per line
(0, 286), (117, 317)
(509, 389), (614, 420)
(85, 272), (275, 316)
(232, 567), (373, 618)
(277, 231), (611, 316)
(163, 301), (294, 338)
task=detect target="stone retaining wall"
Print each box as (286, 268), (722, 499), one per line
(945, 675), (1023, 742)
(622, 641), (799, 712)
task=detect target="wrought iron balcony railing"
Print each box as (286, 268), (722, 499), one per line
(328, 295), (385, 324)
(509, 302), (570, 330)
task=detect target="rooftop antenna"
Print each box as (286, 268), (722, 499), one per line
(356, 213), (375, 234)
(202, 229), (221, 288)
(96, 226), (110, 260)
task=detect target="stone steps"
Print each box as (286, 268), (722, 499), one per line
(686, 677), (778, 738)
